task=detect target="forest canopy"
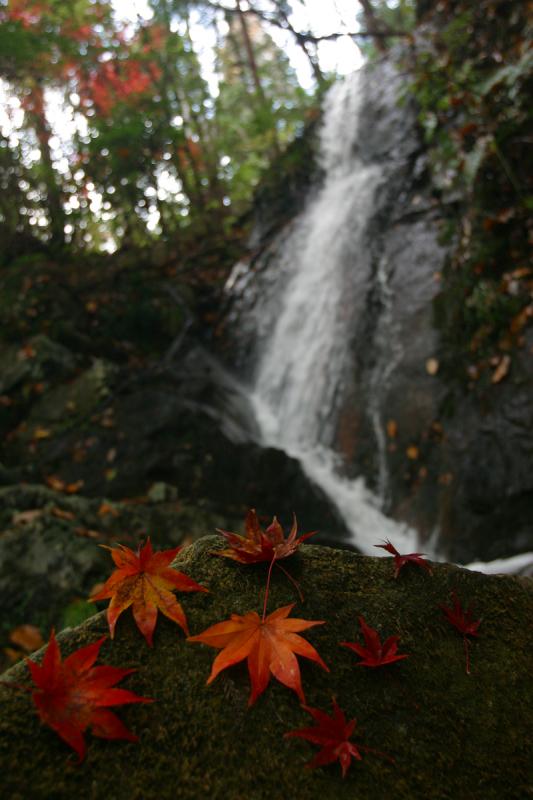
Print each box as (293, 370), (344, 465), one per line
(0, 0), (419, 258)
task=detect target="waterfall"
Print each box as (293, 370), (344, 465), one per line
(237, 69), (420, 556)
(223, 66), (533, 576)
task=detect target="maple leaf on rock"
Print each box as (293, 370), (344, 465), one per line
(440, 591), (481, 674)
(214, 509), (316, 565)
(285, 700), (363, 777)
(27, 631), (152, 761)
(440, 592), (481, 637)
(188, 603), (328, 705)
(374, 539), (433, 578)
(91, 538), (207, 645)
(340, 616), (408, 668)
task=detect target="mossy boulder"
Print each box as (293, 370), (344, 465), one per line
(1, 536), (532, 799)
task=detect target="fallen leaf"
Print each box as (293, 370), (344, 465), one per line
(18, 344), (36, 360)
(91, 538), (207, 645)
(285, 700), (395, 776)
(188, 603), (328, 706)
(491, 354), (511, 384)
(45, 476), (66, 492)
(12, 509), (43, 525)
(51, 506), (75, 521)
(74, 527), (102, 540)
(26, 630), (152, 761)
(439, 591), (480, 675)
(340, 616), (408, 668)
(509, 307), (531, 334)
(374, 540), (433, 578)
(65, 480), (84, 494)
(33, 427), (52, 440)
(425, 358), (439, 376)
(285, 701), (360, 776)
(214, 509), (316, 565)
(98, 502), (119, 518)
(386, 420), (397, 439)
(9, 625), (44, 653)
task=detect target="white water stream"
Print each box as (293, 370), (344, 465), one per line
(247, 70), (420, 557)
(231, 69), (533, 576)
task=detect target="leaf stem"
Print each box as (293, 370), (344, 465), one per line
(360, 744), (396, 765)
(262, 553), (277, 622)
(464, 636), (471, 675)
(275, 562), (304, 603)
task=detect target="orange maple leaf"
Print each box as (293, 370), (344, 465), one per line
(27, 631), (152, 761)
(188, 603), (328, 705)
(214, 509), (316, 564)
(91, 538), (207, 645)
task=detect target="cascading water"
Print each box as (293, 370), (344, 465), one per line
(244, 69), (421, 556)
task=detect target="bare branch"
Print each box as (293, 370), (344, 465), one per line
(200, 1), (410, 43)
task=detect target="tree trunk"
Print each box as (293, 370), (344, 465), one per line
(358, 0), (388, 53)
(27, 84), (65, 248)
(235, 0), (266, 102)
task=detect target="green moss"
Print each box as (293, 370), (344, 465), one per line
(0, 536), (531, 799)
(410, 0), (532, 390)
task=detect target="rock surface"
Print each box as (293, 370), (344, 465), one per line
(0, 255), (348, 554)
(1, 536), (532, 799)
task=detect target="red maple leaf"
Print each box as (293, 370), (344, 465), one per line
(440, 591), (481, 674)
(214, 509), (316, 565)
(374, 539), (433, 578)
(340, 616), (408, 667)
(188, 603), (328, 706)
(285, 700), (393, 777)
(91, 538), (207, 645)
(27, 631), (152, 761)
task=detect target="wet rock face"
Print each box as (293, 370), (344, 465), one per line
(352, 63), (533, 563)
(2, 341), (346, 543)
(427, 344), (533, 562)
(0, 537), (531, 799)
(332, 61), (448, 489)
